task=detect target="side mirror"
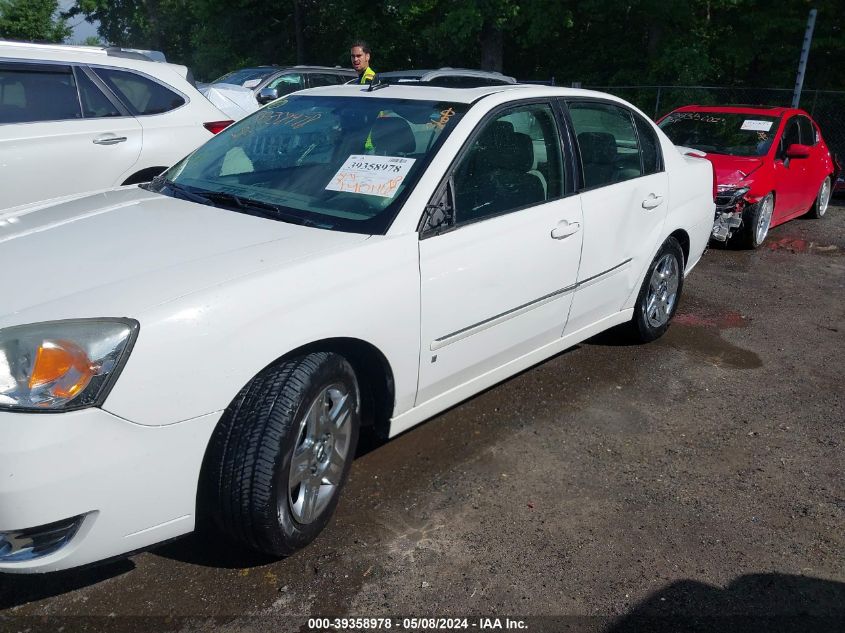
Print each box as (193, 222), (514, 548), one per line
(785, 143), (811, 159)
(256, 87), (280, 105)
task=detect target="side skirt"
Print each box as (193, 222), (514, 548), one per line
(388, 309), (634, 438)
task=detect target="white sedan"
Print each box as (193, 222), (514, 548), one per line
(0, 84), (713, 573)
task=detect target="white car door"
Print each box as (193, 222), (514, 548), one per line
(416, 102), (583, 405)
(0, 63), (141, 209)
(563, 100), (670, 335)
(90, 66), (216, 175)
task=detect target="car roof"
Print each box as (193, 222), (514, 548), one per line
(228, 65), (354, 74)
(378, 68), (516, 83)
(0, 39), (187, 76)
(286, 83), (638, 106)
(670, 104), (807, 117)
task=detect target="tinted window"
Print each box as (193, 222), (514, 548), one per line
(0, 64), (81, 124)
(569, 102), (641, 188)
(453, 103), (564, 222)
(266, 73), (305, 96)
(780, 117), (800, 153)
(75, 69), (121, 118)
(309, 73), (347, 87)
(635, 114), (661, 174)
(93, 68), (185, 115)
(797, 116), (816, 146)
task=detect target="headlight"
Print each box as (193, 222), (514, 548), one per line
(716, 185), (750, 198)
(0, 319), (138, 412)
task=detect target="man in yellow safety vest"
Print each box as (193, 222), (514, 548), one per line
(350, 40), (376, 84)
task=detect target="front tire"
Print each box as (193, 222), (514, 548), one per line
(205, 352), (360, 557)
(630, 237), (684, 343)
(806, 176), (831, 219)
(738, 192), (774, 249)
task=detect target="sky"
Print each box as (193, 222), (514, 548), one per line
(58, 0), (101, 44)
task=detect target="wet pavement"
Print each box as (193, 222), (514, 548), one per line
(2, 204), (844, 633)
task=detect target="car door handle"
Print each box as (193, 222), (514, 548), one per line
(642, 194), (664, 210)
(550, 220), (581, 239)
(93, 135), (128, 145)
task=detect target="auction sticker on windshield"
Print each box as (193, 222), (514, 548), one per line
(327, 155), (416, 198)
(740, 120), (773, 132)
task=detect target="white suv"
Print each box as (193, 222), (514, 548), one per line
(0, 41), (232, 210)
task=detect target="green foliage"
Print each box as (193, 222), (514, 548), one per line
(0, 0), (71, 42)
(63, 0), (845, 88)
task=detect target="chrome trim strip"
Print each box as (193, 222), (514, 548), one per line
(430, 258), (632, 351)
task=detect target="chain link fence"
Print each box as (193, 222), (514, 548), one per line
(585, 85), (845, 163)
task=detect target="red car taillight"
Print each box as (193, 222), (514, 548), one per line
(203, 120), (234, 134)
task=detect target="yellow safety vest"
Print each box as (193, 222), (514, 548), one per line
(358, 67), (376, 85)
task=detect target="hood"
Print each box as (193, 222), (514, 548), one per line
(706, 154), (765, 186)
(0, 187), (368, 322)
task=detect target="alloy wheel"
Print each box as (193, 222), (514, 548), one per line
(643, 253), (680, 328)
(286, 384), (353, 525)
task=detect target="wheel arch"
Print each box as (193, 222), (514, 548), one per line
(275, 337), (396, 438)
(667, 228), (690, 269)
(195, 336), (396, 523)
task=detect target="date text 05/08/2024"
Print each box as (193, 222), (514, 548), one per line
(307, 617), (528, 630)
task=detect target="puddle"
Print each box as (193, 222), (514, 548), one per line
(663, 324), (762, 369)
(666, 307), (760, 369)
(765, 236), (840, 255)
(674, 310), (748, 329)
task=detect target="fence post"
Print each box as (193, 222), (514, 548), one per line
(654, 86), (662, 120)
(792, 9), (817, 108)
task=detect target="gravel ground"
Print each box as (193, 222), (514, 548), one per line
(2, 203), (843, 633)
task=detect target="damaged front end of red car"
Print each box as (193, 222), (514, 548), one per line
(712, 185), (751, 241)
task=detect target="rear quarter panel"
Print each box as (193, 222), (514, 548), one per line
(661, 142), (714, 274)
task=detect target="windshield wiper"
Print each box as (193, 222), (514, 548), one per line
(198, 191), (326, 228)
(150, 178), (217, 205)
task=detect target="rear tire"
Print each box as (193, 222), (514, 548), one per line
(630, 237), (684, 343)
(806, 176), (831, 219)
(738, 192), (774, 249)
(205, 352), (360, 557)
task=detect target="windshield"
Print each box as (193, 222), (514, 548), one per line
(155, 95), (468, 233)
(212, 68), (277, 86)
(659, 111), (781, 157)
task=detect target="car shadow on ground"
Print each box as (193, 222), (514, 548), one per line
(0, 558), (134, 610)
(604, 573), (845, 633)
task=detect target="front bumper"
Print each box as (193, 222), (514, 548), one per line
(711, 188), (755, 242)
(0, 408), (221, 573)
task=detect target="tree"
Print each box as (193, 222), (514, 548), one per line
(0, 0), (71, 42)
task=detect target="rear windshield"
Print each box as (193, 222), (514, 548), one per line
(659, 112), (781, 157)
(212, 68), (277, 86)
(160, 95), (468, 233)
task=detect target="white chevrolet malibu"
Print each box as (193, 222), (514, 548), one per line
(0, 84), (713, 573)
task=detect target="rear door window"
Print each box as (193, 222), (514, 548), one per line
(567, 101), (643, 188)
(93, 67), (185, 115)
(634, 113), (662, 174)
(75, 68), (121, 118)
(0, 63), (81, 123)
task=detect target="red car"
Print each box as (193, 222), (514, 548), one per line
(658, 105), (834, 248)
